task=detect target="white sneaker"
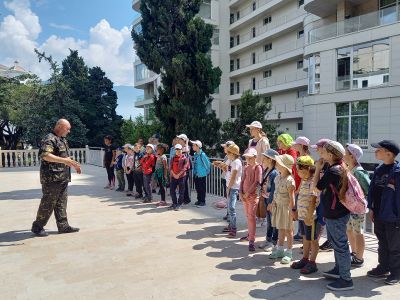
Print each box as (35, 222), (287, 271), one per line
(258, 241), (273, 251)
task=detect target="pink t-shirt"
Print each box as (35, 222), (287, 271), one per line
(240, 164), (262, 195)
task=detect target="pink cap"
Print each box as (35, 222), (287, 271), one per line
(292, 136), (310, 146)
(243, 148), (258, 157)
(346, 143), (363, 162)
(311, 139), (331, 150)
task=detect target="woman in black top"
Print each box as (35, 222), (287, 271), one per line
(103, 135), (116, 189)
(314, 140), (353, 291)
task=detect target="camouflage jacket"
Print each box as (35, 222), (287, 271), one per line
(39, 132), (71, 184)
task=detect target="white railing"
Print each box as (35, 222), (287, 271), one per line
(87, 147), (104, 167)
(309, 6), (400, 43)
(0, 147), (89, 168)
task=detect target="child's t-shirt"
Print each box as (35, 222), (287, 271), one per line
(273, 175), (296, 205)
(225, 158), (242, 190)
(115, 154), (124, 170)
(125, 154), (134, 171)
(141, 154), (156, 175)
(297, 177), (320, 220)
(352, 165), (371, 196)
(156, 154), (167, 170)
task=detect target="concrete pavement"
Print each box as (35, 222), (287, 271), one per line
(0, 165), (397, 299)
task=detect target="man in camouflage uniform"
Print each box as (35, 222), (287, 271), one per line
(31, 119), (82, 237)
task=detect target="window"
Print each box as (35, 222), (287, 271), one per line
(264, 16), (272, 25)
(297, 60), (303, 69)
(231, 105), (236, 118)
(230, 83), (234, 95)
(337, 39), (390, 90)
(236, 58), (240, 69)
(236, 82), (240, 94)
(230, 14), (234, 24)
(264, 69), (272, 78)
(252, 2), (256, 11)
(252, 27), (256, 38)
(298, 0), (304, 7)
(264, 43), (272, 52)
(298, 30), (304, 39)
(308, 54), (320, 94)
(230, 37), (234, 48)
(336, 101), (368, 147)
(230, 60), (234, 72)
(380, 0), (397, 24)
(199, 0), (211, 19)
(236, 11), (240, 20)
(212, 29), (219, 45)
(135, 63), (150, 81)
(297, 89), (307, 98)
(236, 35), (240, 46)
(252, 77), (256, 90)
(252, 53), (256, 64)
(297, 123), (303, 131)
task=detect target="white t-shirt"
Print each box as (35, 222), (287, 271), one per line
(225, 158), (242, 190)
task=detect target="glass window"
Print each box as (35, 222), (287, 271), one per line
(298, 0), (304, 7)
(230, 14), (234, 24)
(252, 2), (256, 11)
(230, 60), (234, 72)
(297, 60), (303, 69)
(264, 70), (272, 78)
(336, 101), (368, 147)
(264, 16), (272, 25)
(212, 29), (219, 45)
(236, 35), (240, 46)
(230, 37), (234, 48)
(297, 89), (307, 98)
(199, 0), (211, 19)
(236, 82), (240, 94)
(252, 77), (256, 90)
(298, 30), (304, 39)
(135, 64), (150, 82)
(297, 123), (303, 131)
(252, 27), (256, 38)
(236, 58), (240, 69)
(308, 54), (320, 94)
(231, 105), (236, 118)
(252, 53), (256, 64)
(264, 43), (272, 52)
(230, 83), (234, 95)
(236, 11), (240, 20)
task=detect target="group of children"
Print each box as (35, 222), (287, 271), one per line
(102, 122), (400, 291)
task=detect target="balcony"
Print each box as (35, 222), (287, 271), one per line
(304, 0), (365, 18)
(230, 39), (304, 78)
(132, 0), (140, 12)
(135, 95), (154, 108)
(309, 6), (400, 44)
(134, 63), (158, 89)
(228, 70), (307, 101)
(267, 99), (304, 120)
(230, 11), (306, 54)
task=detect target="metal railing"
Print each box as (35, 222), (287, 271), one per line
(309, 6), (400, 43)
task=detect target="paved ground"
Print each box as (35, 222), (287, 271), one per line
(0, 165), (398, 300)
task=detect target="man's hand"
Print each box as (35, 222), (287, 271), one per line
(65, 157), (81, 174)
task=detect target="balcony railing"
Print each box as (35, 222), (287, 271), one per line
(230, 0), (274, 24)
(231, 39), (304, 72)
(270, 99), (304, 114)
(309, 6), (400, 43)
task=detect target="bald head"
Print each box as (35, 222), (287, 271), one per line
(54, 118), (71, 137)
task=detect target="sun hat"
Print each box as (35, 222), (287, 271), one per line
(176, 134), (188, 141)
(243, 148), (258, 158)
(324, 141), (345, 159)
(277, 133), (294, 148)
(174, 144), (183, 150)
(262, 149), (279, 160)
(190, 140), (202, 148)
(226, 144), (240, 156)
(345, 143), (363, 162)
(245, 121), (262, 129)
(296, 155), (315, 167)
(275, 154), (294, 174)
(292, 136), (310, 146)
(311, 139), (331, 149)
(221, 140), (235, 147)
(371, 140), (400, 156)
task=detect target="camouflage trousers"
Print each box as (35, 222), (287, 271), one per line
(32, 182), (69, 232)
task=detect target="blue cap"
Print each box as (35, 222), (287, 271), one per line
(262, 149), (279, 159)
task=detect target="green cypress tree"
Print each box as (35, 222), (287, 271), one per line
(132, 0), (222, 147)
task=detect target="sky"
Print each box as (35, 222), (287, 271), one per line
(0, 0), (144, 119)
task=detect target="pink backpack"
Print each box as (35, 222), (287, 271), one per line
(330, 171), (367, 214)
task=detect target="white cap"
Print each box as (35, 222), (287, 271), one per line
(174, 144), (183, 150)
(146, 144), (155, 151)
(243, 148), (258, 157)
(292, 136), (310, 146)
(245, 121), (262, 129)
(190, 140), (202, 148)
(176, 134), (188, 141)
(221, 140), (235, 147)
(123, 144), (131, 148)
(346, 143), (363, 162)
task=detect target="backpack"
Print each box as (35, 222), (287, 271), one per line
(199, 152), (211, 175)
(330, 171), (367, 214)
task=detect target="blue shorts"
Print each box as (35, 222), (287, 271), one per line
(299, 219), (322, 241)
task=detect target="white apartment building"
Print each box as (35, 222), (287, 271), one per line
(303, 0), (400, 164)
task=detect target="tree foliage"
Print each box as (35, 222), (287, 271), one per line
(132, 0), (222, 147)
(121, 115), (162, 145)
(221, 90), (279, 153)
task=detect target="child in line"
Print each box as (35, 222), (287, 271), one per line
(115, 147), (125, 192)
(169, 144), (190, 211)
(269, 154), (296, 264)
(155, 143), (169, 207)
(314, 141), (353, 291)
(192, 140), (211, 207)
(124, 145), (135, 196)
(140, 144), (157, 203)
(367, 140), (400, 285)
(222, 144), (242, 238)
(291, 156), (320, 274)
(103, 135), (116, 189)
(344, 144), (370, 268)
(239, 148), (262, 252)
(258, 149), (279, 251)
(133, 143), (144, 199)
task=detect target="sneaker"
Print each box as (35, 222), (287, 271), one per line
(239, 235), (249, 242)
(115, 188), (122, 192)
(157, 201), (168, 207)
(367, 266), (390, 278)
(227, 229), (237, 238)
(134, 194), (143, 199)
(249, 241), (256, 252)
(196, 202), (206, 207)
(351, 256), (364, 268)
(301, 262), (318, 275)
(31, 228), (48, 237)
(126, 192), (132, 196)
(143, 199), (152, 203)
(109, 185), (115, 190)
(326, 278), (354, 291)
(58, 226), (80, 234)
(322, 266), (340, 279)
(222, 226), (231, 233)
(319, 240), (334, 252)
(258, 241), (273, 251)
(384, 274), (400, 285)
(281, 251), (293, 264)
(269, 248), (284, 259)
(168, 204), (176, 210)
(194, 201), (201, 206)
(174, 205), (181, 211)
(291, 258), (309, 270)
(104, 184), (110, 189)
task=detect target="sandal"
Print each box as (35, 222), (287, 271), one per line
(227, 229), (237, 238)
(281, 251), (293, 264)
(249, 241), (256, 252)
(300, 262), (318, 274)
(222, 226), (231, 233)
(239, 235), (249, 242)
(269, 248), (284, 259)
(291, 258), (308, 269)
